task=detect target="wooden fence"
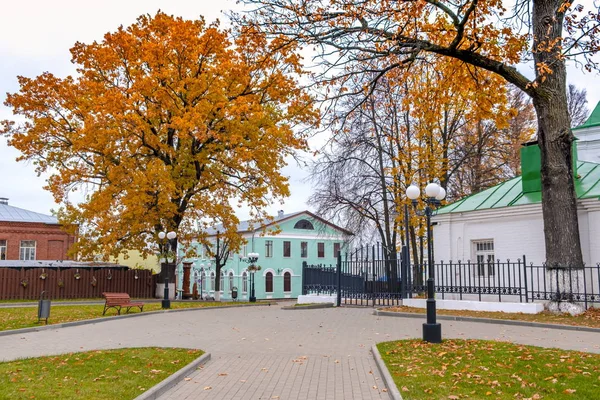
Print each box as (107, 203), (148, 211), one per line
(0, 267), (157, 300)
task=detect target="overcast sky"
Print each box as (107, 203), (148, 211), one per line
(1, 1), (599, 219)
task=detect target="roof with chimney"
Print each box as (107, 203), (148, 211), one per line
(436, 159), (600, 214)
(205, 210), (353, 236)
(0, 198), (58, 224)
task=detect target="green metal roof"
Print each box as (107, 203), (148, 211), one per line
(573, 101), (600, 130)
(437, 160), (600, 214)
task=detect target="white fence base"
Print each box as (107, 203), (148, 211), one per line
(403, 298), (544, 314)
(298, 294), (336, 305)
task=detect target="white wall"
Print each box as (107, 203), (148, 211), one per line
(433, 203), (598, 266)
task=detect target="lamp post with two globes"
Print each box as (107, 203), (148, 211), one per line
(158, 230), (177, 309)
(244, 252), (260, 302)
(405, 182), (446, 343)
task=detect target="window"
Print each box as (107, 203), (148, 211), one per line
(333, 243), (341, 258)
(220, 270), (225, 292)
(317, 242), (325, 258)
(293, 219), (314, 230)
(210, 271), (215, 291)
(20, 240), (36, 261)
(228, 271), (234, 292)
(202, 271), (207, 292)
(300, 242), (308, 258)
(283, 271), (291, 292)
(241, 244), (248, 258)
(283, 241), (291, 257)
(265, 240), (273, 258)
(474, 240), (495, 276)
(265, 271), (273, 293)
(242, 271), (248, 293)
(0, 240), (6, 260)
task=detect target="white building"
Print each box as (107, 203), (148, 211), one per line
(433, 101), (600, 266)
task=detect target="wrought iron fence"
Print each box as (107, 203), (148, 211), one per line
(302, 249), (600, 309)
(410, 257), (600, 309)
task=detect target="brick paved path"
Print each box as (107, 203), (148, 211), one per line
(1, 305), (599, 399)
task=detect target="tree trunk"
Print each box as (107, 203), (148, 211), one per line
(532, 0), (585, 314)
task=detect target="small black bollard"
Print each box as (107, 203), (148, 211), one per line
(162, 277), (171, 309)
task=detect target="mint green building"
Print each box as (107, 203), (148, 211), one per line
(181, 211), (353, 300)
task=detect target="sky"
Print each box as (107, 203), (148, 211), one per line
(1, 0), (599, 220)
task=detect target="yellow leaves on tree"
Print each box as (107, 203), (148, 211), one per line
(1, 12), (318, 259)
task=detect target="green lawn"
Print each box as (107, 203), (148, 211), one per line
(378, 339), (600, 399)
(0, 347), (202, 400)
(0, 302), (244, 332)
(384, 306), (600, 329)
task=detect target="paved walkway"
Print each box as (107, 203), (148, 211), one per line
(1, 305), (599, 399)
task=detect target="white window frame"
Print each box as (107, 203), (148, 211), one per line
(220, 270), (225, 293)
(0, 240), (6, 260)
(265, 240), (273, 258)
(473, 240), (495, 277)
(228, 271), (234, 293)
(210, 271), (215, 291)
(300, 241), (308, 258)
(20, 240), (36, 261)
(242, 271), (248, 293)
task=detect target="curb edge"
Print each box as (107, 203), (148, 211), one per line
(371, 345), (403, 400)
(133, 352), (211, 400)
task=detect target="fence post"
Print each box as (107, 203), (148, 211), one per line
(301, 261), (307, 295)
(336, 254), (342, 307)
(400, 245), (408, 299)
(522, 255), (528, 303)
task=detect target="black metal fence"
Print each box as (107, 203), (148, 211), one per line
(302, 244), (406, 307)
(302, 249), (600, 309)
(411, 257), (600, 309)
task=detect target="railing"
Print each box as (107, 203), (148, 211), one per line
(409, 257), (600, 309)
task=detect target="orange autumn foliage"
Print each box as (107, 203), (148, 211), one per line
(1, 12), (318, 260)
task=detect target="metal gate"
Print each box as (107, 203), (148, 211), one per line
(302, 244), (409, 306)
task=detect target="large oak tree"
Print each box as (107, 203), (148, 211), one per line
(237, 1), (600, 304)
(1, 12), (317, 260)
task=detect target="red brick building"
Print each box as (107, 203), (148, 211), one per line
(0, 198), (76, 261)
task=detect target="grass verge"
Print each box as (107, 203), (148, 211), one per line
(0, 347), (202, 400)
(378, 339), (600, 399)
(382, 306), (600, 329)
(0, 302), (243, 332)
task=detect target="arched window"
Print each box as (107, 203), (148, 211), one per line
(242, 271), (248, 293)
(283, 271), (291, 292)
(202, 271), (207, 292)
(210, 272), (215, 291)
(293, 219), (314, 230)
(265, 272), (274, 293)
(220, 270), (225, 292)
(228, 271), (234, 292)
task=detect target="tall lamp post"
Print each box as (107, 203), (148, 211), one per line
(243, 252), (260, 303)
(406, 182), (446, 343)
(158, 230), (177, 309)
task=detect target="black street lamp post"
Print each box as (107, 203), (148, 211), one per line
(406, 182), (446, 343)
(158, 230), (177, 309)
(243, 252), (260, 303)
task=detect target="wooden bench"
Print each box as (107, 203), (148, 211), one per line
(102, 292), (145, 315)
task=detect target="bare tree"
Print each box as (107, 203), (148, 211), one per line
(567, 84), (590, 128)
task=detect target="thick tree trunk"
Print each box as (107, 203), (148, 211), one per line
(532, 0), (585, 314)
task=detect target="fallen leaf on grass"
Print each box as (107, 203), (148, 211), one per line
(401, 386), (409, 392)
(564, 389), (577, 394)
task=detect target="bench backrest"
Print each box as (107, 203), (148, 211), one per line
(102, 292), (132, 305)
